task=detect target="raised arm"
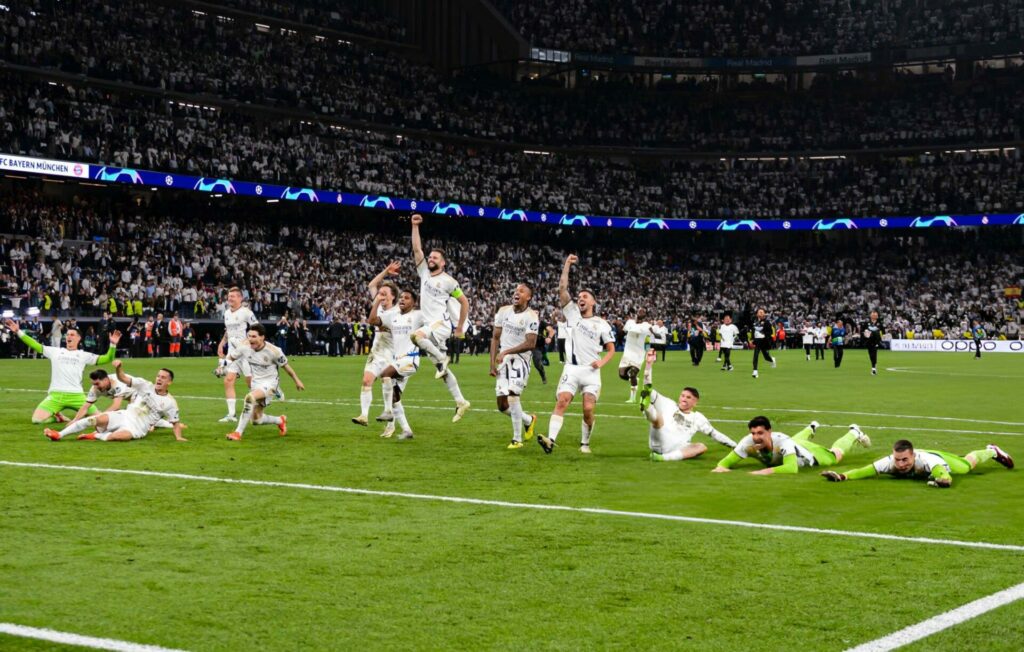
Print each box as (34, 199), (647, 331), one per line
(559, 254), (577, 307)
(6, 319), (44, 354)
(369, 261), (401, 299)
(96, 330), (121, 364)
(112, 359), (131, 385)
(411, 213), (425, 266)
(368, 293), (384, 327)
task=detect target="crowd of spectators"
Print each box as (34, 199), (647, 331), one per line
(2, 191), (1020, 348)
(2, 1), (1022, 149)
(201, 0), (409, 42)
(493, 0), (1024, 57)
(5, 74), (1024, 220)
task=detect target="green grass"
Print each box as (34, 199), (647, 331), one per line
(1, 350), (1022, 651)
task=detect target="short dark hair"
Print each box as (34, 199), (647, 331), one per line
(518, 282), (534, 297)
(429, 248), (446, 261)
(681, 386), (700, 399)
(248, 323), (267, 337)
(89, 369), (109, 381)
(402, 289), (419, 305)
(893, 439), (915, 453)
(748, 415), (772, 430)
(66, 326), (81, 337)
(160, 368), (175, 381)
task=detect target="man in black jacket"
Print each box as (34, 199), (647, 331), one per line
(750, 308), (776, 379)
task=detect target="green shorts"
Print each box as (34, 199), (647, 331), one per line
(924, 450), (973, 475)
(35, 392), (97, 416)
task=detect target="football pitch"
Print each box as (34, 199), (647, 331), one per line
(1, 350), (1022, 651)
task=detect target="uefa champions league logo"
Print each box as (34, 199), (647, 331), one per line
(194, 178), (237, 194)
(281, 188), (319, 202)
(94, 167), (143, 184)
(628, 218), (669, 230)
(559, 215), (591, 227)
(498, 209), (528, 221)
(716, 220), (761, 231)
(360, 196), (395, 209)
(910, 216), (957, 228)
(432, 203), (464, 216)
(812, 218), (857, 230)
(1014, 214), (1024, 225)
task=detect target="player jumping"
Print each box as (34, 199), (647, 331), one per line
(225, 324), (304, 441)
(490, 283), (540, 449)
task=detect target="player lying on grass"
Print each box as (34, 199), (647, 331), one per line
(65, 368), (176, 432)
(822, 439), (1014, 487)
(490, 283), (540, 449)
(638, 349), (737, 461)
(4, 318), (120, 424)
(44, 360), (186, 442)
(225, 324), (304, 441)
(712, 416), (871, 475)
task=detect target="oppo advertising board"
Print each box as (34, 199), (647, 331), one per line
(890, 340), (1024, 353)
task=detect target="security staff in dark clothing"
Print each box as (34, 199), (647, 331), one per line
(832, 319), (847, 368)
(531, 318), (550, 384)
(750, 308), (775, 378)
(688, 318), (706, 366)
(864, 310), (884, 375)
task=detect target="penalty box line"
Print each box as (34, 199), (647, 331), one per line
(0, 622), (188, 652)
(3, 460), (1024, 554)
(844, 580), (1024, 652)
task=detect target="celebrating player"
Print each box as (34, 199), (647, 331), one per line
(44, 360), (186, 442)
(718, 313), (739, 372)
(618, 308), (651, 403)
(224, 324), (304, 441)
(639, 349), (737, 461)
(408, 214), (471, 422)
(369, 284), (427, 440)
(4, 318), (120, 424)
(713, 416), (871, 474)
(216, 287), (258, 423)
(537, 255), (615, 455)
(353, 262), (400, 428)
(490, 283), (540, 449)
(822, 439), (1013, 488)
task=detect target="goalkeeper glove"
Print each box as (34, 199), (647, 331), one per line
(927, 478), (952, 488)
(820, 470), (847, 482)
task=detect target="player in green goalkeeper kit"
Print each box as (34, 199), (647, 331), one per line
(712, 415), (871, 475)
(822, 439), (1013, 487)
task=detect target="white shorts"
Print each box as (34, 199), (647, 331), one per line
(649, 424), (692, 455)
(619, 352), (643, 371)
(556, 364), (602, 399)
(389, 353), (420, 392)
(103, 410), (149, 440)
(252, 380), (280, 406)
(422, 319), (453, 353)
(363, 353), (391, 378)
(495, 355), (531, 397)
(225, 357), (252, 378)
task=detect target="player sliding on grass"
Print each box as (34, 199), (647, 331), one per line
(44, 360), (186, 442)
(712, 416), (871, 474)
(225, 324), (304, 441)
(537, 254), (616, 455)
(4, 318), (120, 424)
(490, 283), (540, 449)
(638, 349), (737, 461)
(369, 283), (427, 440)
(65, 368), (177, 433)
(822, 438), (1014, 487)
(353, 261), (400, 428)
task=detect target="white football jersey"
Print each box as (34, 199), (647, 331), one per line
(229, 342), (288, 385)
(493, 305), (539, 364)
(650, 324), (668, 344)
(370, 327), (394, 358)
(563, 302), (614, 367)
(43, 346), (100, 393)
(379, 307), (427, 360)
(622, 319), (652, 360)
(732, 432), (816, 468)
(125, 376), (180, 430)
(86, 377), (135, 404)
(417, 260), (462, 323)
(223, 306), (258, 352)
(719, 324), (739, 348)
(650, 392), (716, 445)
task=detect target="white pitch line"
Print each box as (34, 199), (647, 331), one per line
(1, 388), (1020, 437)
(885, 366), (1024, 380)
(0, 623), (187, 652)
(3, 460), (1023, 554)
(844, 580), (1024, 652)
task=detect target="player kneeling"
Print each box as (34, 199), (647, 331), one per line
(44, 360), (186, 442)
(224, 324), (305, 441)
(638, 350), (737, 461)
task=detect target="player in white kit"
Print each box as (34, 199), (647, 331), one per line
(408, 214), (472, 423)
(64, 368), (176, 433)
(618, 308), (651, 403)
(353, 261), (400, 429)
(45, 360), (186, 442)
(490, 283), (540, 449)
(224, 324), (304, 441)
(718, 314), (739, 371)
(369, 283), (427, 440)
(216, 287), (258, 423)
(537, 255), (616, 455)
(638, 350), (738, 461)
